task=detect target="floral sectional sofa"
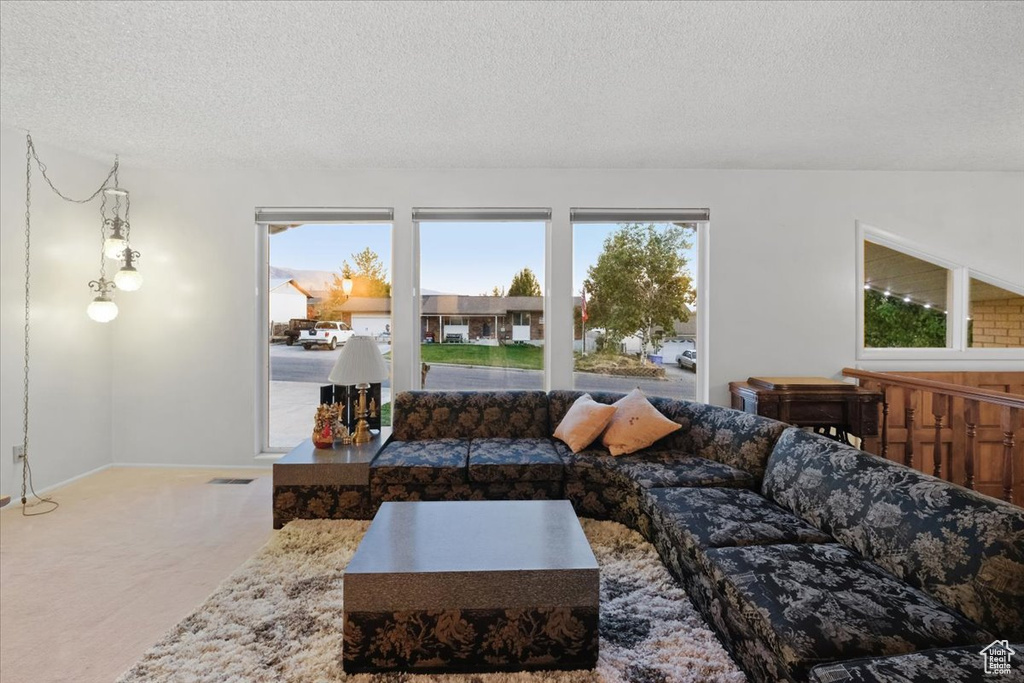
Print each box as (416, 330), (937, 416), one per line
(366, 390), (1024, 683)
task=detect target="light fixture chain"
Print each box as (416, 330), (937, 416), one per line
(22, 137), (32, 506)
(26, 135), (118, 204)
(99, 190), (109, 279)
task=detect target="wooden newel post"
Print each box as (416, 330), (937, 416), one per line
(1001, 407), (1020, 504)
(933, 394), (949, 479)
(904, 390), (916, 468)
(880, 384), (890, 459)
(964, 399), (978, 490)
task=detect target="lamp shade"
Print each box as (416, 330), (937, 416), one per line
(328, 335), (388, 385)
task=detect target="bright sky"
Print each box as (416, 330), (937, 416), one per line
(270, 222), (696, 295)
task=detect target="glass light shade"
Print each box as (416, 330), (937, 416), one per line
(342, 278), (354, 296)
(114, 267), (143, 292)
(103, 236), (128, 259)
(328, 335), (388, 385)
(87, 296), (118, 323)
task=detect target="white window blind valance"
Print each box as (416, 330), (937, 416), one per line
(412, 208), (552, 222)
(570, 208), (709, 223)
(255, 208), (394, 224)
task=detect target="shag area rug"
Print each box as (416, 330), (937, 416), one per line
(118, 518), (745, 683)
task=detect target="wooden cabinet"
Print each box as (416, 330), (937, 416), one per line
(729, 376), (883, 440)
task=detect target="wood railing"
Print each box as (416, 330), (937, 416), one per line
(842, 368), (1024, 507)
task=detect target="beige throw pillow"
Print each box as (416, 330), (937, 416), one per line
(553, 394), (618, 453)
(601, 388), (681, 456)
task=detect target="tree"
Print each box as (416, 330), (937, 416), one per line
(864, 290), (946, 347)
(319, 247), (390, 318)
(508, 267), (541, 297)
(480, 285), (505, 297)
(584, 223), (694, 361)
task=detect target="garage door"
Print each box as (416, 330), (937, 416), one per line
(351, 315), (390, 336)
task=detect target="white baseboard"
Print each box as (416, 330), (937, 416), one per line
(5, 462), (112, 504)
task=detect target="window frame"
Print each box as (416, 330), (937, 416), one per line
(413, 210), (552, 390)
(568, 213), (709, 403)
(256, 210), (395, 454)
(856, 221), (1024, 360)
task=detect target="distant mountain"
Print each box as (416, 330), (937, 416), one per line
(270, 266), (338, 292)
(271, 265), (451, 296)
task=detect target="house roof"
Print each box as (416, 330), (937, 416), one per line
(421, 296), (543, 316)
(269, 278), (312, 298)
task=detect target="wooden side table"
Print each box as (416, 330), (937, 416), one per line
(272, 427), (392, 528)
(729, 377), (882, 443)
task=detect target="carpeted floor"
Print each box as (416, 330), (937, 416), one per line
(117, 518), (745, 683)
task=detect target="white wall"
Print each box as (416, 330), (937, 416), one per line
(0, 128), (114, 495)
(104, 165), (1022, 467)
(2, 128), (1022, 472)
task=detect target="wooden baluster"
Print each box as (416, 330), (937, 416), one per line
(964, 399), (978, 490)
(1001, 407), (1019, 504)
(904, 389), (916, 468)
(933, 394), (948, 479)
(880, 384), (890, 459)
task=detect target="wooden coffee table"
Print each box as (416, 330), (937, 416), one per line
(342, 500), (599, 673)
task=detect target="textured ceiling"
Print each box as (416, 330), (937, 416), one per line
(1, 0), (1022, 170)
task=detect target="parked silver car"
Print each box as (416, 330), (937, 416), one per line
(676, 349), (697, 371)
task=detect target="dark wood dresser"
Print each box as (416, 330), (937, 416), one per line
(729, 376), (883, 442)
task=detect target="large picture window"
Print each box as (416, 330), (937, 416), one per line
(415, 209), (549, 390)
(571, 209), (705, 400)
(261, 210), (393, 450)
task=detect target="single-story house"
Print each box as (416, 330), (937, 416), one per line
(269, 278), (312, 328)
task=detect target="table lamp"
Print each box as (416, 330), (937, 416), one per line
(328, 335), (389, 444)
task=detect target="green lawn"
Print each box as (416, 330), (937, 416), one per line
(420, 343), (543, 370)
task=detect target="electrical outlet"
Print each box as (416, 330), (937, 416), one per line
(12, 446), (25, 464)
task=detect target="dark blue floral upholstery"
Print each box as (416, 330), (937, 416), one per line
(549, 390), (787, 482)
(371, 439), (469, 485)
(809, 644), (1024, 683)
(392, 391), (549, 441)
(568, 447), (757, 490)
(371, 481), (562, 503)
(763, 427), (1024, 640)
(704, 543), (992, 682)
(467, 438), (564, 483)
(645, 486), (833, 555)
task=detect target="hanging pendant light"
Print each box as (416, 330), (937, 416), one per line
(102, 188), (130, 258)
(87, 278), (118, 322)
(114, 249), (143, 292)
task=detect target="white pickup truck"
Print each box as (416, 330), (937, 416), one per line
(299, 321), (354, 350)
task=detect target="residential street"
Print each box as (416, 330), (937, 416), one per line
(269, 343), (696, 396)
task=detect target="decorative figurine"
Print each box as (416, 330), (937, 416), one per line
(312, 404), (334, 448)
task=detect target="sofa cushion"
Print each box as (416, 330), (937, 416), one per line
(392, 391), (549, 440)
(600, 388), (682, 455)
(705, 543), (992, 682)
(763, 427), (1024, 640)
(467, 438), (564, 483)
(552, 394), (617, 453)
(568, 447), (756, 490)
(548, 390), (787, 482)
(370, 439), (468, 484)
(645, 487), (833, 554)
(808, 643), (1024, 683)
